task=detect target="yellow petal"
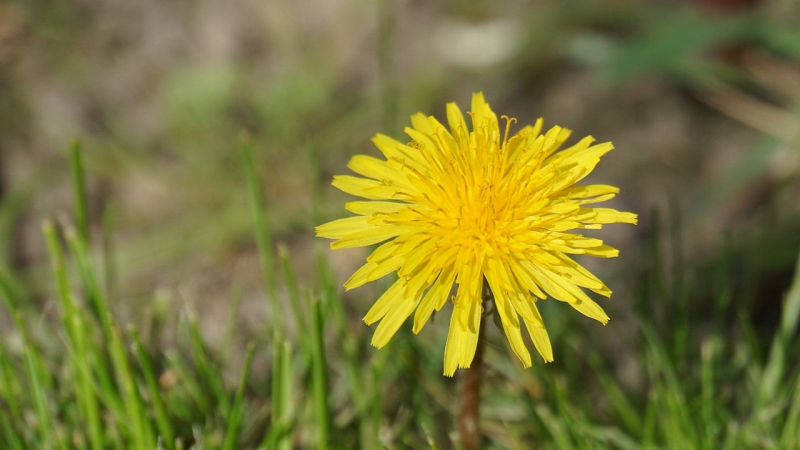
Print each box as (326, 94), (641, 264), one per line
(371, 134), (427, 172)
(577, 208), (638, 225)
(371, 291), (420, 348)
(331, 223), (419, 249)
(316, 216), (371, 239)
(410, 112), (434, 135)
(363, 279), (404, 325)
(446, 102), (469, 142)
(509, 259), (547, 299)
(524, 305), (554, 362)
(443, 303), (480, 377)
(348, 155), (416, 192)
(345, 201), (409, 215)
(529, 266), (610, 324)
(548, 142), (615, 192)
(540, 126), (576, 159)
(582, 245), (620, 258)
(344, 254), (403, 290)
(486, 267), (532, 368)
(332, 175), (397, 200)
(412, 264), (456, 334)
(470, 92), (499, 139)
(569, 184), (620, 200)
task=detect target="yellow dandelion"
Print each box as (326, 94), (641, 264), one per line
(316, 93), (637, 376)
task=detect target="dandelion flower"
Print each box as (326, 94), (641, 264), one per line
(316, 93), (637, 376)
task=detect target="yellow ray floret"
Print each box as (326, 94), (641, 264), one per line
(316, 92), (637, 376)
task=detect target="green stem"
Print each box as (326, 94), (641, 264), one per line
(458, 283), (490, 450)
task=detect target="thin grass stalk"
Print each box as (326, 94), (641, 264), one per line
(0, 269), (27, 342)
(132, 330), (176, 450)
(0, 346), (25, 449)
(165, 350), (210, 417)
(535, 403), (574, 450)
(781, 368), (800, 447)
(0, 412), (25, 450)
(758, 251), (800, 408)
(66, 149), (119, 447)
(65, 225), (114, 340)
(310, 298), (330, 449)
(315, 250), (377, 447)
(777, 252), (800, 445)
(70, 139), (90, 244)
(21, 321), (65, 450)
(587, 353), (641, 435)
(64, 223), (127, 442)
(221, 280), (244, 363)
(669, 198), (688, 366)
(278, 246), (305, 332)
(277, 340), (293, 450)
(109, 324), (154, 450)
(187, 317), (229, 415)
(265, 333), (293, 450)
(641, 322), (696, 445)
(240, 141), (279, 332)
(70, 311), (104, 450)
(42, 221), (76, 340)
(101, 202), (118, 301)
(222, 342), (256, 450)
(700, 337), (719, 449)
(43, 221), (104, 449)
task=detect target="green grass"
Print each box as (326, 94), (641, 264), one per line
(0, 140), (798, 449)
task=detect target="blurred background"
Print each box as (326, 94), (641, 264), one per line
(1, 0), (800, 448)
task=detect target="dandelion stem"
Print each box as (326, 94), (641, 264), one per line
(458, 282), (491, 450)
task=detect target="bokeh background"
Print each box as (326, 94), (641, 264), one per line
(1, 0), (800, 448)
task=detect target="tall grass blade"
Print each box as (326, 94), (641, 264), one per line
(277, 340), (293, 450)
(101, 203), (118, 301)
(310, 298), (330, 449)
(278, 246), (305, 332)
(222, 342), (256, 450)
(71, 311), (104, 450)
(587, 353), (642, 435)
(0, 345), (25, 449)
(42, 220), (76, 339)
(22, 324), (65, 450)
(70, 139), (90, 243)
(265, 334), (289, 450)
(109, 324), (155, 450)
(187, 314), (229, 416)
(758, 251), (800, 408)
(535, 404), (575, 450)
(132, 330), (176, 450)
(240, 140), (279, 331)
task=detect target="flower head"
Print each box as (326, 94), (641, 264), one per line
(317, 93), (637, 376)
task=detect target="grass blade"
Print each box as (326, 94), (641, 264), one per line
(70, 139), (90, 243)
(264, 335), (294, 450)
(132, 330), (176, 450)
(759, 251), (800, 402)
(278, 246), (305, 333)
(222, 342), (256, 450)
(21, 319), (66, 450)
(310, 298), (330, 449)
(240, 140), (279, 331)
(109, 324), (155, 450)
